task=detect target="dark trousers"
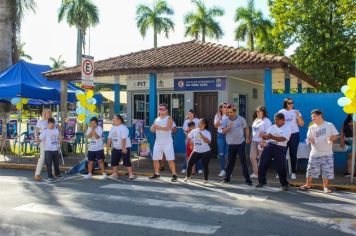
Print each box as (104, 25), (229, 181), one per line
(224, 142), (251, 183)
(45, 151), (60, 178)
(258, 144), (289, 187)
(287, 132), (300, 173)
(187, 151), (211, 181)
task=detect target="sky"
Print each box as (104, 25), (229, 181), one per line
(20, 0), (287, 67)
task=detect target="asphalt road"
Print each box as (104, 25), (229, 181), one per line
(0, 169), (355, 236)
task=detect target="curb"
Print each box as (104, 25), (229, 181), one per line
(1, 163), (355, 191)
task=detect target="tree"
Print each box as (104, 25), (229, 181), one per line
(184, 0), (224, 42)
(136, 0), (174, 48)
(0, 0), (13, 71)
(58, 0), (99, 65)
(234, 0), (272, 51)
(269, 0), (356, 92)
(50, 55), (66, 70)
(18, 41), (32, 60)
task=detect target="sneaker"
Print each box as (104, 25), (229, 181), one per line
(102, 173), (108, 179)
(129, 175), (135, 181)
(275, 174), (279, 179)
(222, 179), (230, 184)
(203, 180), (209, 184)
(184, 177), (191, 182)
(255, 183), (266, 188)
(250, 173), (258, 179)
(34, 175), (42, 181)
(171, 175), (178, 182)
(109, 174), (118, 180)
(47, 178), (54, 182)
(198, 170), (203, 174)
(55, 175), (64, 179)
(181, 169), (186, 174)
(218, 170), (225, 177)
(291, 173), (296, 180)
(84, 173), (92, 179)
(246, 181), (253, 186)
(281, 185), (290, 191)
(344, 172), (351, 177)
(149, 173), (160, 180)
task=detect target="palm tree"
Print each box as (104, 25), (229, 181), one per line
(234, 0), (272, 51)
(136, 0), (175, 48)
(18, 42), (32, 60)
(50, 55), (66, 70)
(184, 0), (224, 43)
(0, 0), (13, 71)
(58, 0), (99, 65)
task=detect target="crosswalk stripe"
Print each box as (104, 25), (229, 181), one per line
(290, 216), (356, 236)
(298, 190), (356, 204)
(101, 184), (268, 201)
(15, 203), (221, 234)
(0, 175), (81, 185)
(303, 203), (356, 217)
(53, 190), (247, 215)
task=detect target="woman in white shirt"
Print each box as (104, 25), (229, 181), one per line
(214, 103), (228, 177)
(250, 106), (272, 179)
(185, 118), (212, 183)
(279, 98), (304, 179)
(107, 114), (134, 180)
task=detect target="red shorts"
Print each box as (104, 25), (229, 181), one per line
(186, 143), (192, 160)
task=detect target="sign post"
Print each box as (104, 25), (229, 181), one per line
(81, 55), (94, 89)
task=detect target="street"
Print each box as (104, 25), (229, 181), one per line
(0, 169), (355, 236)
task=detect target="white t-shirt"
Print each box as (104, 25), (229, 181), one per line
(154, 116), (173, 145)
(87, 126), (104, 151)
(266, 124), (291, 147)
(214, 114), (228, 133)
(307, 121), (339, 156)
(183, 118), (200, 132)
(188, 128), (211, 153)
(109, 124), (131, 149)
(252, 117), (272, 142)
(279, 109), (302, 133)
(39, 128), (60, 151)
(35, 119), (58, 137)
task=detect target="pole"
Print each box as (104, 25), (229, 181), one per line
(352, 59), (356, 184)
(17, 108), (21, 163)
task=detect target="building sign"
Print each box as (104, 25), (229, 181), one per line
(157, 78), (174, 89)
(174, 77), (226, 91)
(81, 55), (94, 89)
(127, 80), (149, 91)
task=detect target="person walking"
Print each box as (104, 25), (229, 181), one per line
(214, 103), (228, 177)
(299, 110), (338, 193)
(149, 104), (178, 182)
(107, 114), (134, 180)
(279, 98), (304, 179)
(222, 104), (252, 185)
(256, 112), (291, 191)
(185, 118), (212, 183)
(250, 106), (272, 179)
(340, 115), (355, 177)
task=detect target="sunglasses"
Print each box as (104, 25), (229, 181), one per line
(159, 108), (167, 111)
(288, 102), (294, 105)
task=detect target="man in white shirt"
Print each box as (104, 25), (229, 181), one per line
(256, 112), (291, 191)
(299, 109), (338, 193)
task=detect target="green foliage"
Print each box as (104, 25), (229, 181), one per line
(136, 0), (175, 48)
(184, 0), (224, 42)
(49, 55), (66, 70)
(269, 0), (356, 92)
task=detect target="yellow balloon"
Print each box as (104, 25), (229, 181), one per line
(86, 90), (94, 99)
(78, 114), (85, 121)
(87, 104), (96, 112)
(345, 89), (355, 99)
(347, 77), (356, 90)
(76, 93), (86, 101)
(343, 104), (356, 114)
(308, 121), (313, 128)
(21, 98), (29, 104)
(16, 103), (22, 110)
(80, 100), (87, 108)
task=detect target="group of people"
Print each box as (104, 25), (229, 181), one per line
(34, 98), (345, 193)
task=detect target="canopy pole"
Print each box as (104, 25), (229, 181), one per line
(17, 108), (21, 163)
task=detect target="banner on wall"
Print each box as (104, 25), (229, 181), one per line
(6, 120), (17, 139)
(174, 77), (226, 91)
(64, 118), (76, 141)
(27, 119), (37, 140)
(132, 120), (145, 142)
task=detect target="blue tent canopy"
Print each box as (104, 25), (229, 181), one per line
(0, 60), (102, 104)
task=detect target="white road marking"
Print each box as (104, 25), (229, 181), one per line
(15, 203), (221, 234)
(298, 190), (356, 204)
(303, 203), (356, 216)
(291, 216), (356, 236)
(101, 183), (268, 201)
(0, 175), (81, 185)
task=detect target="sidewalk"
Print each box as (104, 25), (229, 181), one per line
(1, 153), (355, 191)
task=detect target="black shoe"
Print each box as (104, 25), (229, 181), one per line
(171, 175), (178, 182)
(149, 174), (160, 180)
(344, 172), (351, 177)
(160, 167), (165, 171)
(255, 183), (266, 188)
(222, 179), (230, 184)
(246, 181), (253, 186)
(281, 185), (290, 191)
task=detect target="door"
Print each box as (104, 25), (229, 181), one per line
(194, 92), (218, 156)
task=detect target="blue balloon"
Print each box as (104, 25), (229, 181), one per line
(87, 98), (97, 105)
(76, 101), (81, 108)
(341, 85), (349, 94)
(76, 107), (86, 114)
(85, 109), (91, 116)
(85, 117), (91, 124)
(75, 90), (84, 96)
(11, 97), (21, 105)
(337, 97), (351, 107)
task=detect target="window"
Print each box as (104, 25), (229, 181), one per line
(239, 94), (247, 119)
(252, 88), (258, 99)
(133, 94), (149, 126)
(158, 93), (185, 126)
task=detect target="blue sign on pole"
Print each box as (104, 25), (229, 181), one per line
(174, 77), (226, 91)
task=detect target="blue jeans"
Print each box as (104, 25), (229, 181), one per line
(217, 132), (228, 171)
